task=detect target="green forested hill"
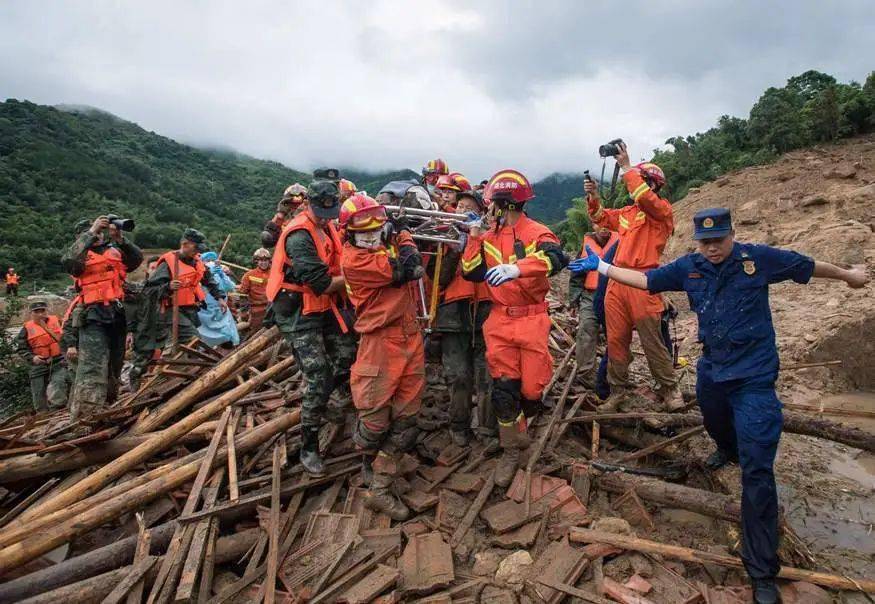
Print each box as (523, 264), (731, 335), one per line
(0, 100), (415, 284)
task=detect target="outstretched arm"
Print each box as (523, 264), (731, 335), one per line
(568, 246), (648, 290)
(813, 261), (868, 288)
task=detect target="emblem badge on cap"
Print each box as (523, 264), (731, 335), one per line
(703, 217), (715, 228)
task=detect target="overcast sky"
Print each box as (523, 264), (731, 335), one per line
(1, 1), (873, 181)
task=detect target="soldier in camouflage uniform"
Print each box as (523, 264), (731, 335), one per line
(129, 231), (227, 390)
(62, 216), (143, 419)
(430, 181), (494, 446)
(266, 169), (356, 476)
(15, 301), (69, 411)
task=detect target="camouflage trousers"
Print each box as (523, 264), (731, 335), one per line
(71, 318), (126, 419)
(284, 325), (357, 430)
(29, 358), (69, 412)
(442, 330), (494, 434)
(575, 290), (599, 385)
(130, 307), (200, 387)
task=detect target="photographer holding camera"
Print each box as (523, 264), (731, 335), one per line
(583, 142), (681, 412)
(62, 214), (143, 420)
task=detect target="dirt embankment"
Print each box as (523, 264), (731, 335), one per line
(664, 135), (875, 397)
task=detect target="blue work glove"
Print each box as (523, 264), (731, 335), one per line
(568, 245), (600, 274)
(485, 264), (521, 286)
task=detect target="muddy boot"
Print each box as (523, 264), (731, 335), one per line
(597, 387), (627, 413)
(656, 384), (685, 412)
(705, 448), (738, 471)
(495, 422), (527, 488)
(751, 579), (779, 604)
(299, 427), (325, 476)
(364, 471), (410, 521)
(360, 455), (374, 487)
(450, 427), (472, 447)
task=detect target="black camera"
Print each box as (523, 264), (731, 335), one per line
(598, 138), (624, 158)
(106, 214), (135, 231)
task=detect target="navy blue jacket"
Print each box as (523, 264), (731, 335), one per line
(646, 242), (814, 382)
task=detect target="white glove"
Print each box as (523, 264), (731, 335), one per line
(485, 264), (521, 286)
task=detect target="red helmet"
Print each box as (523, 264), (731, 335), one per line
(634, 162), (666, 191)
(435, 172), (472, 193)
(338, 194), (387, 232)
(422, 158), (449, 177)
(339, 179), (357, 198)
(483, 169), (535, 207)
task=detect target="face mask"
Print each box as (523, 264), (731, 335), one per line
(354, 230), (383, 249)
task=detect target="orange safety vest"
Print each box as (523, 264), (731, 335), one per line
(443, 267), (491, 304)
(157, 251), (206, 308)
(74, 248), (127, 305)
(6, 273), (19, 285)
(580, 231), (620, 291)
(266, 212), (344, 315)
(24, 315), (62, 359)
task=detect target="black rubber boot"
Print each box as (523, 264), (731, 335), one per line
(300, 427), (325, 476)
(361, 455), (374, 487)
(705, 448), (739, 471)
(751, 579), (780, 604)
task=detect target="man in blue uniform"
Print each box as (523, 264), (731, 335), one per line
(570, 207), (868, 603)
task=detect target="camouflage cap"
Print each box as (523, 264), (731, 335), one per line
(307, 180), (341, 219)
(182, 228), (209, 252)
(74, 219), (92, 234)
(313, 167), (341, 182)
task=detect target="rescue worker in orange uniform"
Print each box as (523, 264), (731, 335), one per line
(340, 193), (426, 520)
(62, 215), (143, 418)
(431, 173), (493, 446)
(261, 183), (309, 248)
(569, 227), (619, 388)
(5, 268), (20, 296)
(267, 169), (356, 476)
(238, 248), (272, 332)
(461, 170), (569, 487)
(586, 143), (681, 411)
(130, 229), (228, 389)
(15, 300), (69, 411)
(422, 158), (450, 198)
(338, 179), (357, 202)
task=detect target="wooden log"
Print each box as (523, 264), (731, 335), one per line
(263, 443), (283, 604)
(8, 354), (293, 530)
(127, 515), (151, 604)
(569, 528), (875, 594)
(129, 326), (279, 434)
(595, 473), (741, 523)
(617, 426), (705, 464)
(13, 529), (260, 604)
(450, 470), (495, 548)
(101, 555), (159, 604)
(0, 410), (300, 576)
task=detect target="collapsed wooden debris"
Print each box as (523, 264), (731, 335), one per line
(0, 310), (872, 603)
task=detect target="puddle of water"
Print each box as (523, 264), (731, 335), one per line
(800, 391), (875, 433)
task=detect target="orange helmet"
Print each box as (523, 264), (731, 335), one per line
(339, 194), (388, 232)
(422, 158), (449, 177)
(483, 169), (535, 207)
(435, 172), (472, 193)
(634, 162), (666, 191)
(338, 179), (357, 199)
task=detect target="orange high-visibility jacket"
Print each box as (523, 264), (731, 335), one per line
(157, 251), (206, 308)
(240, 267), (270, 308)
(442, 264), (491, 305)
(25, 315), (62, 358)
(265, 212), (343, 316)
(461, 214), (559, 308)
(74, 248), (127, 305)
(5, 273), (19, 285)
(589, 170), (673, 269)
(579, 231), (620, 290)
(341, 231), (420, 335)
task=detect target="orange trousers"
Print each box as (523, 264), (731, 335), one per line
(483, 307), (552, 401)
(351, 326), (425, 432)
(605, 280), (675, 389)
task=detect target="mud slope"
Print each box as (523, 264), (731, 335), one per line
(665, 135), (875, 394)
